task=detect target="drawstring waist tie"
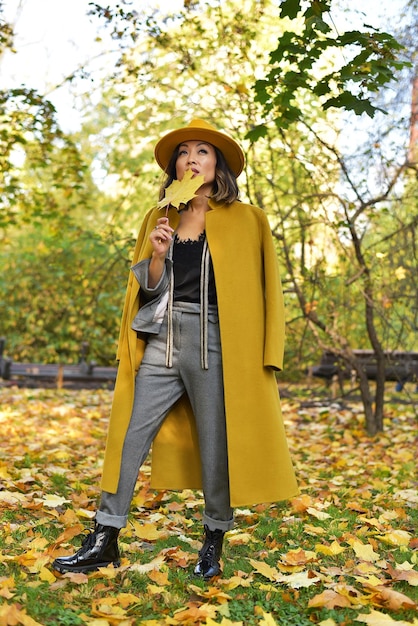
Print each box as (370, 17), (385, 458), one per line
(166, 238), (212, 370)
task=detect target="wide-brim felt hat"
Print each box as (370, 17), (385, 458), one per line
(154, 118), (245, 177)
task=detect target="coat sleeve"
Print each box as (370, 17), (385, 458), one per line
(261, 213), (286, 371)
(115, 210), (155, 362)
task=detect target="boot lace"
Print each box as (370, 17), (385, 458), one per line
(79, 530), (98, 552)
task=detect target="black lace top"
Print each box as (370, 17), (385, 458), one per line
(172, 232), (217, 304)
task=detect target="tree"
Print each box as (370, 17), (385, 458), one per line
(3, 0), (416, 434)
(0, 2), (131, 363)
(81, 1), (417, 436)
(249, 0), (408, 137)
(0, 220), (132, 364)
(0, 3), (86, 231)
(249, 0), (417, 434)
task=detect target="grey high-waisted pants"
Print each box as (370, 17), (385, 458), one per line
(96, 302), (234, 532)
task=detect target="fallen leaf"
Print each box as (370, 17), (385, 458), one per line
(370, 585), (417, 610)
(307, 507), (331, 520)
(308, 589), (352, 608)
(277, 570), (321, 588)
(0, 603), (44, 626)
(227, 532), (253, 546)
(39, 566), (56, 583)
(290, 494), (313, 512)
(147, 568), (171, 586)
(376, 530), (412, 547)
(39, 494), (71, 508)
(258, 611), (279, 625)
(129, 554), (165, 574)
(315, 541), (345, 556)
(355, 609), (416, 624)
(53, 524), (84, 545)
(280, 548), (317, 566)
(387, 562), (418, 586)
(131, 521), (167, 541)
(348, 539), (380, 562)
(249, 559), (279, 582)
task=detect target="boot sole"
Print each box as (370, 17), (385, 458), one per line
(193, 566), (222, 580)
(52, 560), (121, 574)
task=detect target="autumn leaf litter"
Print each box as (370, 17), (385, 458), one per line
(0, 385), (416, 625)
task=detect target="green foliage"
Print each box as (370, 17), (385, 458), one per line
(249, 0), (408, 139)
(1, 0), (416, 402)
(0, 88), (86, 228)
(0, 221), (132, 364)
(0, 1), (14, 50)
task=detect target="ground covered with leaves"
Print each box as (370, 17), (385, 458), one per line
(0, 384), (417, 626)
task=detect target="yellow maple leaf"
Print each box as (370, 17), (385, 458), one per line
(249, 558), (280, 582)
(259, 611), (279, 625)
(220, 575), (252, 589)
(354, 574), (384, 587)
(41, 494), (71, 508)
(279, 570), (321, 588)
(39, 566), (56, 584)
(147, 568), (171, 586)
(147, 583), (166, 596)
(227, 532), (253, 546)
(156, 169), (205, 210)
(348, 538), (380, 562)
(377, 529), (411, 547)
(307, 506), (332, 520)
(355, 608), (414, 624)
(115, 592), (142, 608)
(131, 521), (167, 541)
(315, 541), (345, 556)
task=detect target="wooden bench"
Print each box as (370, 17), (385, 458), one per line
(0, 338), (117, 388)
(309, 349), (418, 392)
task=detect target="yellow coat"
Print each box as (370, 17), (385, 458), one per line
(101, 199), (299, 507)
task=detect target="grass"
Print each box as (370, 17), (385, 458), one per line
(0, 384), (416, 625)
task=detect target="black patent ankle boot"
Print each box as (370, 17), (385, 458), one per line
(194, 525), (225, 579)
(52, 523), (120, 574)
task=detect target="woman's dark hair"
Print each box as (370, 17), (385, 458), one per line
(158, 144), (240, 205)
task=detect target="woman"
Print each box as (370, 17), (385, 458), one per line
(52, 118), (298, 580)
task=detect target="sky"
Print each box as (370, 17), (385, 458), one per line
(0, 0), (184, 131)
(0, 0), (407, 133)
(1, 0), (113, 130)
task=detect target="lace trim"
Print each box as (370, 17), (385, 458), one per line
(174, 231), (205, 245)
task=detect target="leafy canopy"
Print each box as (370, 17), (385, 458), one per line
(249, 0), (408, 140)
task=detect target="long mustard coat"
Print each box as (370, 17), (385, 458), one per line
(100, 199), (299, 507)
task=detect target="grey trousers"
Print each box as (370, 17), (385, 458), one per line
(96, 302), (234, 532)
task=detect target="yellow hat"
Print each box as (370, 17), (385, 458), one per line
(154, 118), (245, 177)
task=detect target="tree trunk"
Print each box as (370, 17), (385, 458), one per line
(356, 368), (378, 436)
(373, 358), (386, 433)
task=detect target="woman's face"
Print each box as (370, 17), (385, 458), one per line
(175, 140), (217, 192)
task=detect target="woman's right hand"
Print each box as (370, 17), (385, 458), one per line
(149, 216), (174, 257)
